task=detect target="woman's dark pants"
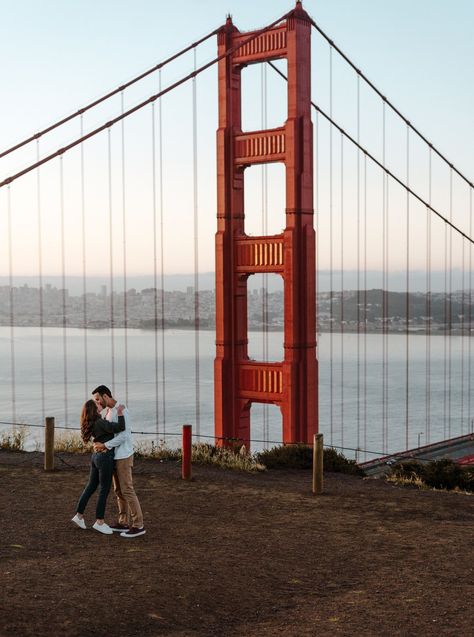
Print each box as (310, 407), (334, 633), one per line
(76, 450), (114, 519)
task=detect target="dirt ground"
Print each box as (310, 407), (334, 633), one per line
(0, 450), (472, 637)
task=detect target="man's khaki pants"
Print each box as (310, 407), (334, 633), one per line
(113, 455), (144, 528)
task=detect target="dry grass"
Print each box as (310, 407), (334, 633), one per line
(134, 441), (266, 472)
(0, 426), (28, 451)
(386, 472), (427, 489)
(54, 432), (92, 454)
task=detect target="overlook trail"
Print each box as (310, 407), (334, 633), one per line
(0, 450), (472, 637)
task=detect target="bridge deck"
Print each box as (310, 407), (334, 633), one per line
(360, 433), (474, 476)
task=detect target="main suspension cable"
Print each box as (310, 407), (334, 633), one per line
(267, 61), (474, 246)
(0, 10), (291, 191)
(0, 28), (220, 160)
(309, 20), (474, 193)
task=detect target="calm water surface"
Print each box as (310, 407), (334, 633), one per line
(0, 327), (472, 458)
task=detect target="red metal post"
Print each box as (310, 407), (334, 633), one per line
(182, 424), (192, 480)
(215, 1), (318, 449)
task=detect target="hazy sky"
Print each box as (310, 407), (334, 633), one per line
(0, 0), (473, 282)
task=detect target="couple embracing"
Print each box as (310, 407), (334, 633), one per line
(71, 385), (145, 538)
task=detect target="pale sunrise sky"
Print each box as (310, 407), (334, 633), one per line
(0, 0), (473, 283)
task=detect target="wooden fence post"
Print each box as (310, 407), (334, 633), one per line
(182, 424), (192, 480)
(312, 433), (323, 494)
(44, 417), (55, 471)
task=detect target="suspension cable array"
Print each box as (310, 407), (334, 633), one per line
(1, 6), (474, 459)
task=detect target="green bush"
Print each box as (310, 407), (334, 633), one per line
(323, 447), (365, 475)
(389, 458), (474, 493)
(256, 444), (365, 475)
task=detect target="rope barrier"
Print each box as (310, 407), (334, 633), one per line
(0, 419), (389, 458)
(0, 27), (220, 159)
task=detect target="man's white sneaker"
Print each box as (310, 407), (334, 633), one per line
(92, 521), (113, 535)
(71, 514), (86, 530)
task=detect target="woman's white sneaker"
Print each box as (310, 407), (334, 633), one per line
(92, 521), (113, 535)
(71, 514), (86, 530)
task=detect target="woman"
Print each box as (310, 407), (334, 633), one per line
(71, 399), (125, 534)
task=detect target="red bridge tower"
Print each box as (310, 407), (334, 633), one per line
(215, 1), (317, 448)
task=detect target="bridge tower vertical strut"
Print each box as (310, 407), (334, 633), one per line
(215, 1), (318, 448)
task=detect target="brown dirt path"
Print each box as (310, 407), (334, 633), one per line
(0, 450), (472, 637)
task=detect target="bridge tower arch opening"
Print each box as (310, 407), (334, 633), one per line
(214, 1), (318, 449)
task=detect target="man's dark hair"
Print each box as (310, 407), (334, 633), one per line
(92, 385), (112, 398)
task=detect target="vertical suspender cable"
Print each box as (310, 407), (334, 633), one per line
(36, 141), (45, 420)
(356, 74), (361, 455)
(107, 129), (116, 394)
(261, 62), (269, 447)
(329, 44), (334, 445)
(7, 186), (16, 425)
(152, 102), (160, 435)
(159, 69), (167, 435)
(121, 92), (129, 404)
(443, 194), (448, 439)
(340, 133), (344, 449)
(469, 188), (473, 433)
(426, 148), (432, 443)
(363, 153), (368, 459)
(405, 124), (410, 450)
(448, 168), (453, 437)
(382, 101), (387, 453)
(315, 110), (320, 431)
(59, 156), (69, 427)
(80, 116), (89, 398)
(385, 179), (390, 451)
(193, 48), (201, 437)
(461, 221), (465, 433)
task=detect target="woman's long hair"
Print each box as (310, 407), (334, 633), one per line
(80, 399), (98, 443)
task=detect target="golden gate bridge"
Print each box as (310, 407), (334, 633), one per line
(1, 1), (473, 465)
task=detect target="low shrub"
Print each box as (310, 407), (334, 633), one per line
(256, 444), (312, 469)
(256, 444), (365, 475)
(192, 443), (266, 472)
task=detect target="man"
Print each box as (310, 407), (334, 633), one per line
(92, 385), (146, 538)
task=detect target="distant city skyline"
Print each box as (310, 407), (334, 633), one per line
(0, 268), (472, 295)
